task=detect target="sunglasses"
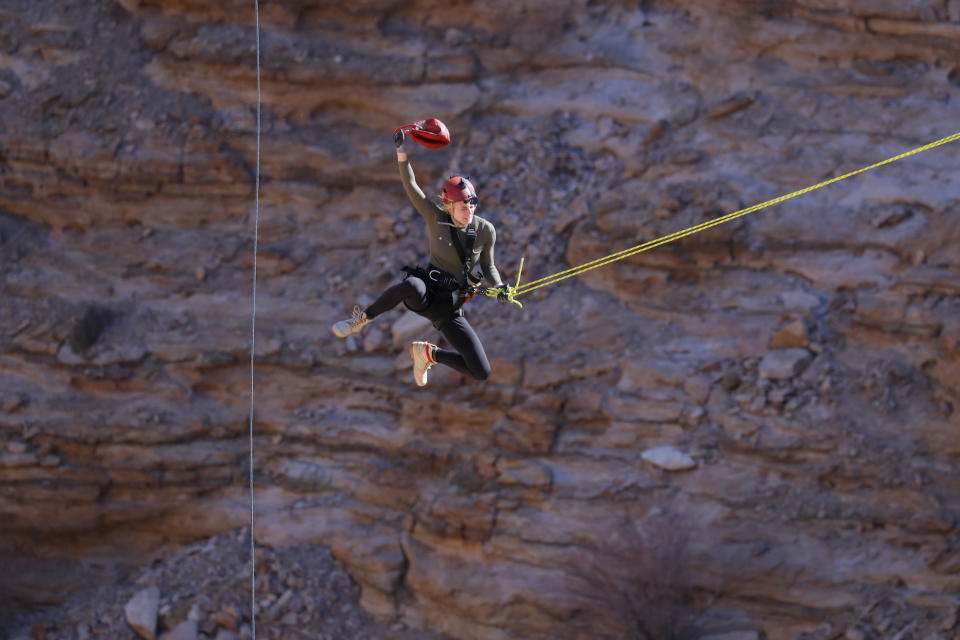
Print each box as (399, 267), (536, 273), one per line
(459, 196), (479, 206)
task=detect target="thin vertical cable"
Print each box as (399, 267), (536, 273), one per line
(249, 0), (262, 638)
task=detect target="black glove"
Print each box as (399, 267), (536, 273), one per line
(496, 286), (509, 303)
(393, 129), (405, 148)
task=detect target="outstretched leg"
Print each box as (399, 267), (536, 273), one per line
(365, 277), (429, 318)
(333, 277), (429, 338)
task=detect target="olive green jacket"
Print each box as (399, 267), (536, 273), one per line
(399, 159), (503, 288)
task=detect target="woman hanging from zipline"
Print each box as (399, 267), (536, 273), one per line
(332, 120), (510, 387)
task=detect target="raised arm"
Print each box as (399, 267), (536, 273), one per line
(396, 141), (437, 221)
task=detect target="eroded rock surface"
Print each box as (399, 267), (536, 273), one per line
(2, 1), (960, 639)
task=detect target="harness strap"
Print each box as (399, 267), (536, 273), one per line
(402, 263), (479, 313)
(444, 217), (482, 285)
(402, 264), (460, 291)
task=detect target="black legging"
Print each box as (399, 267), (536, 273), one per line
(365, 278), (491, 380)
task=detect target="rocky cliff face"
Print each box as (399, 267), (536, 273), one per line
(2, 0), (960, 638)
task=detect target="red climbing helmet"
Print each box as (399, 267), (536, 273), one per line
(395, 117), (451, 149)
(441, 176), (478, 205)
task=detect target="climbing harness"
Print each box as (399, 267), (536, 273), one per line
(401, 217), (481, 293)
(400, 217), (485, 326)
(446, 218), (482, 285)
(509, 130), (960, 299)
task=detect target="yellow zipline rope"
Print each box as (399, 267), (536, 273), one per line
(513, 130), (960, 298)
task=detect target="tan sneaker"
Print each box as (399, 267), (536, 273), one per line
(410, 341), (436, 387)
(332, 305), (371, 338)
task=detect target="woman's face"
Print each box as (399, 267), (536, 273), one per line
(451, 200), (477, 227)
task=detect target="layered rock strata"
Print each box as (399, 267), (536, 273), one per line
(2, 1), (960, 638)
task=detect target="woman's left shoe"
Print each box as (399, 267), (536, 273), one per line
(410, 341), (436, 387)
(332, 305), (371, 338)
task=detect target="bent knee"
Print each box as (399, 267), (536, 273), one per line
(404, 277), (427, 295)
(471, 363), (491, 381)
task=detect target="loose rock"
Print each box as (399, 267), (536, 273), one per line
(758, 349), (813, 380)
(770, 318), (808, 349)
(641, 446), (698, 471)
(125, 587), (160, 640)
(159, 619), (198, 640)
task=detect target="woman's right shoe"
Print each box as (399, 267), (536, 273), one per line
(410, 341), (436, 387)
(332, 305), (371, 338)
